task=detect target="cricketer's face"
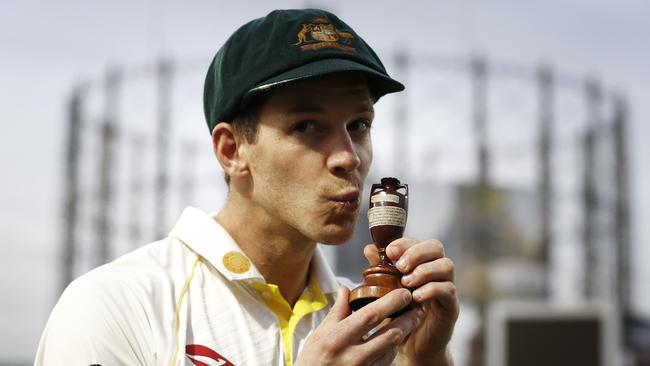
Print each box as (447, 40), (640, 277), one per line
(241, 73), (374, 245)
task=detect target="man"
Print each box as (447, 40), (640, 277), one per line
(36, 9), (458, 366)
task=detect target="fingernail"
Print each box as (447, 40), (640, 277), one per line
(412, 289), (422, 301)
(402, 274), (413, 285)
(388, 244), (400, 257)
(396, 257), (408, 271)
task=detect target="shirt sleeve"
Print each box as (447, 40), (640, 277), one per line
(35, 272), (156, 366)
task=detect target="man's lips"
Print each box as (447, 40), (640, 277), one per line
(330, 191), (361, 211)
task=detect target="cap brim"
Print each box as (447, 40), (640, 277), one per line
(244, 58), (404, 102)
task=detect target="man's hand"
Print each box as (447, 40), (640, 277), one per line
(294, 286), (425, 366)
(365, 238), (459, 365)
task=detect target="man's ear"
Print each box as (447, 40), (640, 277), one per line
(212, 122), (250, 179)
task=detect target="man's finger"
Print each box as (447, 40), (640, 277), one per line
(369, 346), (398, 366)
(401, 257), (455, 288)
(325, 286), (352, 323)
(362, 307), (425, 359)
(385, 237), (419, 260)
(342, 288), (412, 340)
(391, 239), (445, 273)
(363, 244), (380, 266)
(412, 281), (458, 313)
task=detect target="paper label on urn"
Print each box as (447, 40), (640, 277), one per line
(370, 193), (400, 204)
(368, 206), (407, 228)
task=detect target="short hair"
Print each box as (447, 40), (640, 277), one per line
(222, 92), (270, 185)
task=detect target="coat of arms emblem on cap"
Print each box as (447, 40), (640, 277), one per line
(292, 17), (356, 52)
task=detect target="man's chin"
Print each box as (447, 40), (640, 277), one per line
(307, 212), (360, 244)
(316, 225), (356, 245)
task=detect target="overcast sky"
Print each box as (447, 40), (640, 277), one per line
(1, 0), (649, 361)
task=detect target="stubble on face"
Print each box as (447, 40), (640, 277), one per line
(240, 73), (374, 246)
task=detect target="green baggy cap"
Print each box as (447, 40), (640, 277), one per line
(203, 8), (405, 133)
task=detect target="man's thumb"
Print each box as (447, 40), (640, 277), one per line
(363, 244), (381, 266)
(328, 286), (352, 321)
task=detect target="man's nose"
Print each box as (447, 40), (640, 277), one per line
(326, 132), (361, 175)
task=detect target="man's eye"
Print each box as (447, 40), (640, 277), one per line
(347, 119), (372, 133)
(292, 120), (318, 133)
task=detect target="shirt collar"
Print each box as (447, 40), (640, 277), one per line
(169, 206), (264, 281)
(169, 207), (340, 295)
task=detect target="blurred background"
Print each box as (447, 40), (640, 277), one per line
(1, 0), (649, 365)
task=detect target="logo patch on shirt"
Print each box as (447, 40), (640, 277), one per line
(186, 344), (234, 366)
(222, 251), (250, 274)
(292, 17), (356, 52)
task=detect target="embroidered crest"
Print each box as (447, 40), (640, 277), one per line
(292, 17), (356, 52)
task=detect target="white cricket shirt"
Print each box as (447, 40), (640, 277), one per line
(35, 207), (348, 366)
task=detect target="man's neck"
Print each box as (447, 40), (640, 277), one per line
(216, 195), (316, 307)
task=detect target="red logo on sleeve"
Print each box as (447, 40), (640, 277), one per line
(185, 344), (234, 366)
